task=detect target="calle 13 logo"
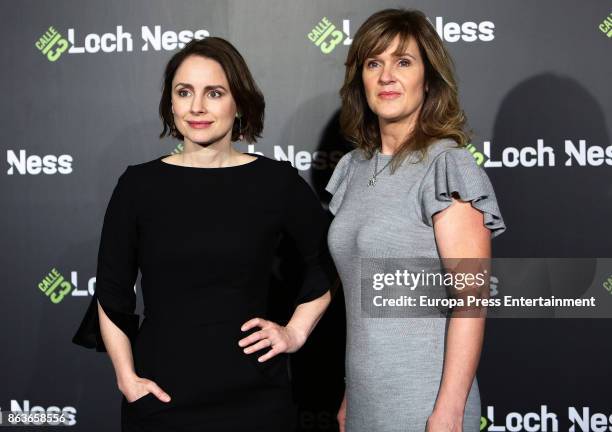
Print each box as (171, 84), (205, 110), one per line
(307, 17), (351, 54)
(35, 26), (69, 62)
(38, 268), (73, 304)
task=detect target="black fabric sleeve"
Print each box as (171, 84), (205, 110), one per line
(282, 164), (334, 306)
(72, 166), (140, 352)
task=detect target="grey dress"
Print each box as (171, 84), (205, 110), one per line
(326, 139), (506, 432)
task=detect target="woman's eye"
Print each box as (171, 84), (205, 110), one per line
(208, 90), (223, 98)
(366, 60), (379, 68)
(399, 59), (412, 67)
(177, 89), (190, 97)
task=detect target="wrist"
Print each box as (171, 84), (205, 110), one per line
(284, 323), (308, 349)
(116, 370), (138, 391)
(431, 402), (464, 419)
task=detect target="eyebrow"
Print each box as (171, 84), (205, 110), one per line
(174, 83), (228, 91)
(367, 52), (417, 61)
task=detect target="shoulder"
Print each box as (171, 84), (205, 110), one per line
(325, 148), (363, 198)
(336, 148), (365, 165)
(252, 153), (292, 169)
(250, 153), (300, 179)
(423, 138), (465, 160)
(111, 156), (165, 192)
(417, 139), (483, 192)
(419, 138), (476, 172)
(121, 155), (164, 174)
(330, 148), (364, 176)
(241, 154), (310, 195)
(418, 138), (492, 198)
(128, 155), (165, 171)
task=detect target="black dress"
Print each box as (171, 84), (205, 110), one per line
(72, 154), (332, 431)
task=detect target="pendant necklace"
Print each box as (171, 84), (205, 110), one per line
(368, 150), (393, 187)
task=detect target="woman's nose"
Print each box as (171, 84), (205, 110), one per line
(378, 64), (396, 84)
(190, 96), (206, 114)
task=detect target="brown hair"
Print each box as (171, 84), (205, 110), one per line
(340, 8), (470, 171)
(159, 37), (265, 143)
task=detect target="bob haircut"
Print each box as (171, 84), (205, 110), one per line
(159, 37), (265, 143)
(340, 9), (470, 171)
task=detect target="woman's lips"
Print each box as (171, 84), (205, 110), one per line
(378, 91), (401, 100)
(187, 121), (214, 129)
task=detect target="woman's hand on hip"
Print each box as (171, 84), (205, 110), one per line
(238, 317), (307, 362)
(118, 374), (171, 404)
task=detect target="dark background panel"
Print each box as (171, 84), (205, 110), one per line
(1, 1), (610, 430)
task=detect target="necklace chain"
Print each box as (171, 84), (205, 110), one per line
(368, 150), (393, 187)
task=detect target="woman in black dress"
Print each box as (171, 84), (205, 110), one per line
(72, 37), (332, 431)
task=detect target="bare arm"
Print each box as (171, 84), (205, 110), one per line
(97, 302), (136, 388)
(286, 290), (332, 348)
(98, 302), (171, 403)
(239, 290), (332, 361)
(427, 197), (490, 431)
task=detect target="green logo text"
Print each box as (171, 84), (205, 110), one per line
(35, 26), (69, 62)
(307, 17), (345, 54)
(466, 143), (488, 166)
(480, 415), (490, 431)
(599, 12), (612, 38)
(38, 268), (73, 304)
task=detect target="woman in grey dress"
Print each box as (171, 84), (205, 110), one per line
(327, 9), (506, 432)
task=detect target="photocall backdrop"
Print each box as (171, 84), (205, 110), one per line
(2, 1), (611, 430)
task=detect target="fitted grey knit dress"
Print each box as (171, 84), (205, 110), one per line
(326, 139), (506, 432)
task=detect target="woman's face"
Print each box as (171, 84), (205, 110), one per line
(361, 35), (427, 127)
(171, 55), (237, 147)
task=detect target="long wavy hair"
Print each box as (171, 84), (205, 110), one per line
(340, 9), (471, 172)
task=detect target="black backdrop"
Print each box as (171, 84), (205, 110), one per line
(2, 1), (611, 430)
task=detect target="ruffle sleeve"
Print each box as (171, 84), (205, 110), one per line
(325, 150), (355, 215)
(419, 148), (506, 238)
(72, 166), (140, 352)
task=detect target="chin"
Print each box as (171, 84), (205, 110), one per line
(370, 104), (401, 118)
(376, 111), (407, 123)
(190, 132), (231, 147)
